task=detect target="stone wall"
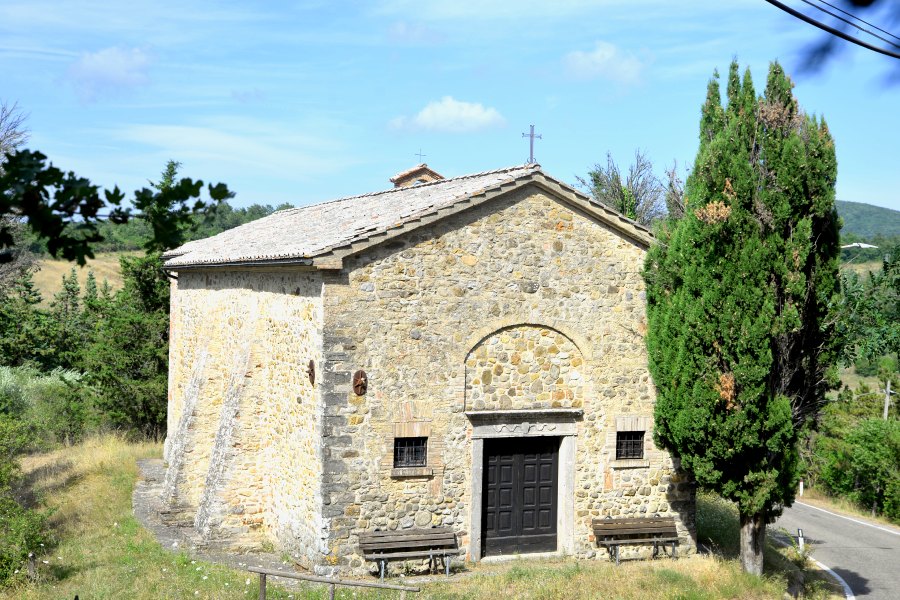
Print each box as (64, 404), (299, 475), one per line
(466, 325), (585, 411)
(318, 184), (695, 569)
(164, 269), (326, 564)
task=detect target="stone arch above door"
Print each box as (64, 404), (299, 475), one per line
(464, 324), (587, 412)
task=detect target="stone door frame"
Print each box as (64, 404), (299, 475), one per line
(467, 409), (581, 561)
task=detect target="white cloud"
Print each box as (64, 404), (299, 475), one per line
(563, 41), (645, 85)
(67, 46), (152, 102)
(386, 21), (444, 45)
(390, 96), (505, 133)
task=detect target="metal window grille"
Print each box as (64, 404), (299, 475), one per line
(616, 431), (644, 460)
(393, 437), (427, 468)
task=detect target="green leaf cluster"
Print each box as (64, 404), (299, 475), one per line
(643, 61), (841, 522)
(818, 418), (900, 520)
(0, 152), (232, 265)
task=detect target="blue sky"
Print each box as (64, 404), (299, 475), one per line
(2, 0), (898, 212)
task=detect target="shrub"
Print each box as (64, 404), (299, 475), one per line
(0, 497), (50, 586)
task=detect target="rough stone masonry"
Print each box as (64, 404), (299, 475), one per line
(161, 164), (696, 574)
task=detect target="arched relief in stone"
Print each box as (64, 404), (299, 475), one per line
(464, 324), (588, 412)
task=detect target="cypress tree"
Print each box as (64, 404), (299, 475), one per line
(643, 60), (841, 574)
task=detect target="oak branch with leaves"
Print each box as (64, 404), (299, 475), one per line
(0, 151), (232, 264)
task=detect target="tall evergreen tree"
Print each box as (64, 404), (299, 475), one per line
(81, 254), (169, 438)
(643, 61), (841, 574)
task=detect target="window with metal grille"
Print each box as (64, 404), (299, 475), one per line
(616, 431), (644, 460)
(393, 437), (427, 468)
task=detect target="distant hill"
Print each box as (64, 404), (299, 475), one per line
(836, 200), (900, 239)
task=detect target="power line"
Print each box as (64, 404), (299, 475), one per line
(763, 0), (900, 60)
(800, 0), (900, 51)
(814, 0), (900, 45)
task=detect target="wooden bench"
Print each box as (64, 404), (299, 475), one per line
(358, 527), (460, 580)
(592, 517), (679, 565)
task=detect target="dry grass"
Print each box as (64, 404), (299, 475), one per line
(32, 252), (135, 304)
(840, 260), (882, 277)
(420, 555), (783, 599)
(4, 435), (295, 599)
(4, 438), (826, 599)
(835, 366), (882, 397)
(696, 492), (843, 600)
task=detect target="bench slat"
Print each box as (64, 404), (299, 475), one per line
(592, 518), (675, 526)
(594, 527), (677, 537)
(359, 528), (454, 538)
(598, 537), (678, 545)
(363, 549), (462, 560)
(360, 538), (456, 548)
(361, 541), (457, 552)
(359, 535), (456, 544)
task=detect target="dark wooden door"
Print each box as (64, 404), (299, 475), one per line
(483, 436), (559, 555)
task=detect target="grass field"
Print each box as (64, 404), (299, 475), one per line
(2, 437), (846, 599)
(840, 259), (883, 277)
(32, 252), (135, 303)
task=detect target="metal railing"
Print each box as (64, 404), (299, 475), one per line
(248, 566), (420, 600)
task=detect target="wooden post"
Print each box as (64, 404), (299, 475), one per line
(884, 379), (891, 420)
(328, 582), (336, 600)
(258, 572), (266, 600)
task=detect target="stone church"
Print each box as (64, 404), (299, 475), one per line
(160, 163), (696, 572)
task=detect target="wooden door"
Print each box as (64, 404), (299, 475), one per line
(483, 436), (559, 555)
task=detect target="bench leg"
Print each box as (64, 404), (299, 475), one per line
(445, 556), (451, 577)
(672, 541), (677, 559)
(379, 559), (386, 582)
(615, 545), (620, 566)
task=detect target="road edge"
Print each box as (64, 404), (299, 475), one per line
(769, 535), (855, 600)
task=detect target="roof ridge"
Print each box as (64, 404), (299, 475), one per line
(274, 164), (539, 215)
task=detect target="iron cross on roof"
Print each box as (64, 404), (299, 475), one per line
(415, 148), (427, 162)
(521, 124), (542, 164)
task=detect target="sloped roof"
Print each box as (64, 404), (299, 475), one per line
(163, 164), (652, 269)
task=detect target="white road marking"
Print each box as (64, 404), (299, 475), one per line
(808, 555), (856, 600)
(769, 535), (856, 600)
(796, 501), (900, 536)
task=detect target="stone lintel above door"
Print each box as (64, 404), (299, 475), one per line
(465, 409), (582, 439)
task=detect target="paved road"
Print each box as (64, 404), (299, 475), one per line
(771, 501), (900, 599)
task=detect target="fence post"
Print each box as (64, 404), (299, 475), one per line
(259, 572), (266, 600)
(27, 553), (36, 581)
(329, 582), (336, 600)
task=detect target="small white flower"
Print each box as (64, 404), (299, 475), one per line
(42, 560), (49, 564)
(13, 570), (18, 574)
(195, 566), (201, 571)
(191, 560), (196, 564)
(224, 583), (229, 587)
(202, 575), (208, 580)
(194, 591), (199, 596)
(172, 542), (179, 548)
(245, 578), (251, 585)
(162, 568), (167, 572)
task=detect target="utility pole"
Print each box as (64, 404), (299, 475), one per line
(885, 379), (893, 420)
